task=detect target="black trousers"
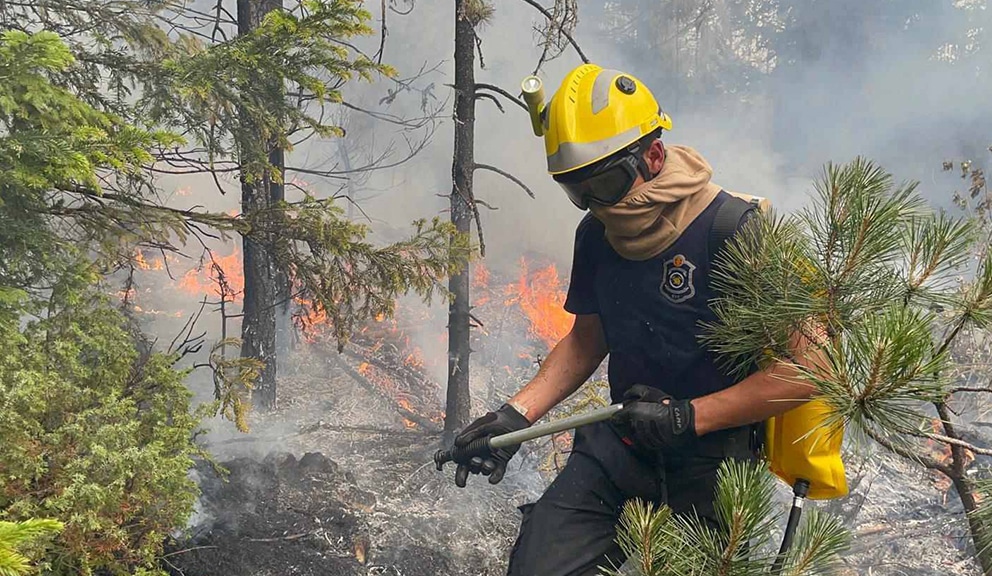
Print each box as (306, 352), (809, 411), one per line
(506, 421), (757, 576)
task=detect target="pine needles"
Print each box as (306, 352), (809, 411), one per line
(703, 157), (991, 437)
(600, 460), (848, 576)
(0, 519), (63, 576)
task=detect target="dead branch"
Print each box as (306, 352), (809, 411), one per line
(450, 182), (486, 257)
(375, 0), (387, 64)
(246, 532), (310, 543)
(474, 163), (536, 199)
(474, 83), (528, 112)
(865, 427), (954, 477)
(474, 92), (504, 113)
(517, 0), (589, 64)
(952, 386), (992, 394)
(202, 423), (427, 449)
(160, 546), (219, 558)
(923, 431), (992, 457)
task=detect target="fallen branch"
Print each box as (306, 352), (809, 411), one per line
(202, 423), (427, 448)
(332, 354), (442, 433)
(160, 546), (219, 558)
(246, 532), (310, 543)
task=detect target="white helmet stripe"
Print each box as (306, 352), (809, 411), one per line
(591, 69), (625, 115)
(546, 126), (644, 175)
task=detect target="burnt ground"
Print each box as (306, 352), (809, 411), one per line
(164, 343), (537, 576)
(163, 335), (991, 576)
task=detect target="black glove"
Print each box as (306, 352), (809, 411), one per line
(612, 384), (696, 452)
(452, 404), (530, 487)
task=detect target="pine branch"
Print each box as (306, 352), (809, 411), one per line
(865, 427), (953, 476)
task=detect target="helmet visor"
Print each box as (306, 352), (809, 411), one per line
(554, 154), (641, 210)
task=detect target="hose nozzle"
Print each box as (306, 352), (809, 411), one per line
(521, 75), (546, 137)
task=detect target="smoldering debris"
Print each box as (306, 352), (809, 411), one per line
(165, 452), (368, 575)
(170, 264), (991, 576)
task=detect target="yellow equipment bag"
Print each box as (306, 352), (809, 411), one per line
(764, 399), (848, 499)
(724, 192), (848, 500)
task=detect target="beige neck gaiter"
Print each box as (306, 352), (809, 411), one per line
(588, 145), (721, 261)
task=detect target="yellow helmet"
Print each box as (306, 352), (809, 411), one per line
(529, 64), (672, 176)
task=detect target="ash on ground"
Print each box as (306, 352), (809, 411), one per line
(166, 340), (988, 576)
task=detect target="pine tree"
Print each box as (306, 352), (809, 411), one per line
(0, 0), (470, 415)
(701, 158), (992, 573)
(0, 520), (63, 576)
(601, 460), (848, 576)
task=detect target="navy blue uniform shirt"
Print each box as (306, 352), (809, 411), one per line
(564, 191), (748, 403)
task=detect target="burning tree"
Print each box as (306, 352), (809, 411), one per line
(0, 0), (468, 413)
(701, 157), (992, 573)
(0, 7), (465, 574)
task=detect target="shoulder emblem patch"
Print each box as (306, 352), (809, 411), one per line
(661, 254), (696, 304)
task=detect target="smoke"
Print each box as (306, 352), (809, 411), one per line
(343, 1), (989, 269)
(140, 4), (991, 572)
(124, 0), (991, 428)
(317, 2), (985, 423)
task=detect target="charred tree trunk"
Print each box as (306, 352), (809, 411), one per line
(444, 1), (477, 435)
(939, 402), (992, 574)
(954, 474), (992, 575)
(270, 145), (292, 375)
(238, 0), (284, 410)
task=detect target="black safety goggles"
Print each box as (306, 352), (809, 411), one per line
(553, 145), (653, 210)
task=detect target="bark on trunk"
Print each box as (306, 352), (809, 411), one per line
(444, 0), (476, 435)
(952, 475), (992, 575)
(238, 0), (284, 410)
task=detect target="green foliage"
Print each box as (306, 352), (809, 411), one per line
(148, 0), (389, 179)
(0, 519), (63, 576)
(0, 30), (202, 576)
(703, 158), (992, 436)
(601, 460), (848, 576)
(970, 474), (992, 560)
(208, 339), (263, 433)
(0, 29), (182, 287)
(274, 197), (470, 348)
(0, 268), (204, 576)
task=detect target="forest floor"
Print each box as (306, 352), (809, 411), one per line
(163, 345), (986, 576)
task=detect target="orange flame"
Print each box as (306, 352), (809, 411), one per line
(293, 298), (330, 343)
(473, 262), (491, 289)
(397, 398), (418, 429)
(133, 250), (164, 271)
(512, 259), (574, 350)
(404, 348), (425, 369)
(178, 248), (244, 301)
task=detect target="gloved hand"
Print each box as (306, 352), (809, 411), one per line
(452, 403), (530, 487)
(612, 384), (696, 452)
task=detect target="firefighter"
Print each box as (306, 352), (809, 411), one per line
(450, 64), (821, 576)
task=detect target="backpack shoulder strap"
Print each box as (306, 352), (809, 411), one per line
(709, 192), (759, 263)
